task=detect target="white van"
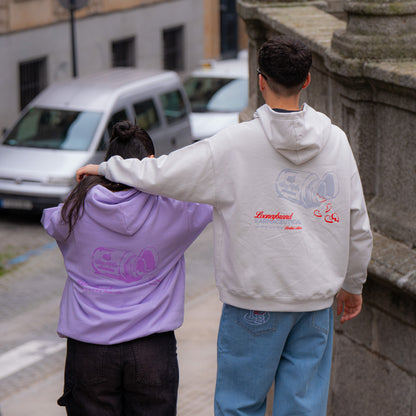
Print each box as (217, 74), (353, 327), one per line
(0, 68), (193, 211)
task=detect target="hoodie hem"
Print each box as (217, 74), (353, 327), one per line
(218, 291), (335, 312)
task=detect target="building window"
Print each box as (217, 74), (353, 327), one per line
(220, 0), (238, 59)
(19, 57), (47, 110)
(163, 26), (184, 71)
(112, 37), (136, 67)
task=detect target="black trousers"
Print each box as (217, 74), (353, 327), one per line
(58, 332), (179, 416)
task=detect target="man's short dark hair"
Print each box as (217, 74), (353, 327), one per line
(258, 35), (312, 94)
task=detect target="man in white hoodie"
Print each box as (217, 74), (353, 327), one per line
(77, 36), (373, 416)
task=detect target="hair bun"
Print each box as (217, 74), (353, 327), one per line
(113, 120), (135, 142)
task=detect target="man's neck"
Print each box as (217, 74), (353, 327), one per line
(265, 95), (301, 111)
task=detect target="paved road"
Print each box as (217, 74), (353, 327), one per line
(0, 212), (51, 261)
(0, 214), (218, 415)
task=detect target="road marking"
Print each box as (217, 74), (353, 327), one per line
(0, 340), (66, 380)
(6, 241), (57, 267)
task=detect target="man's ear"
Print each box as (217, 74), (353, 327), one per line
(259, 74), (267, 92)
(302, 73), (311, 90)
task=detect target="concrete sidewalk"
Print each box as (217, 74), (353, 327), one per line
(177, 287), (222, 415)
(0, 286), (222, 416)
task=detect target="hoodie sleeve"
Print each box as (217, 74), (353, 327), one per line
(342, 169), (373, 294)
(98, 139), (216, 205)
(186, 202), (213, 232)
(41, 204), (69, 242)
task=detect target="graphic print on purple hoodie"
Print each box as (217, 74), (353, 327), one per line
(42, 185), (213, 345)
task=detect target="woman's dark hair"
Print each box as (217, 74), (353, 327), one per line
(258, 35), (312, 94)
(61, 120), (154, 237)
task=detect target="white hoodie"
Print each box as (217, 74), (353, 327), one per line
(99, 103), (373, 312)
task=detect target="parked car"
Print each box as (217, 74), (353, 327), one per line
(183, 51), (248, 141)
(0, 68), (193, 212)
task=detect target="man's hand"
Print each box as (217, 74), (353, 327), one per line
(76, 164), (99, 182)
(336, 289), (362, 324)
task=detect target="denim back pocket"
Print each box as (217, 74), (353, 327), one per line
(311, 307), (332, 335)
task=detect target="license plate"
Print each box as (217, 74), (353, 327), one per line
(0, 198), (34, 210)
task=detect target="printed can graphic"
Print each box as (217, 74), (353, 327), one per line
(92, 247), (157, 283)
(275, 169), (339, 208)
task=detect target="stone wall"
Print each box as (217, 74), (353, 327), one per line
(331, 233), (416, 415)
(237, 1), (416, 415)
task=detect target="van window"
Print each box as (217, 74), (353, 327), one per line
(160, 90), (187, 124)
(133, 99), (160, 131)
(4, 107), (102, 151)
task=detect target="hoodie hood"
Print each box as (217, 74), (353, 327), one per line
(254, 103), (332, 165)
(84, 185), (155, 236)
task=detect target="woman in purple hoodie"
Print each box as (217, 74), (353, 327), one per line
(42, 121), (212, 416)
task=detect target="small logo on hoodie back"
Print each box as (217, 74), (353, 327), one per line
(253, 210), (302, 229)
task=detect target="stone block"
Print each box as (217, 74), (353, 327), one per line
(373, 307), (416, 375)
(334, 302), (373, 349)
(364, 276), (416, 327)
(331, 336), (414, 416)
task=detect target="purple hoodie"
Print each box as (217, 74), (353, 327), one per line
(42, 185), (212, 345)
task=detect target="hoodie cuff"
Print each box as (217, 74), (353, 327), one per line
(341, 279), (364, 295)
(98, 162), (107, 177)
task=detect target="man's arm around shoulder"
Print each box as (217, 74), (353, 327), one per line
(77, 140), (216, 204)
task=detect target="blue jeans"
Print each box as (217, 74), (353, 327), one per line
(58, 332), (179, 415)
(215, 305), (333, 416)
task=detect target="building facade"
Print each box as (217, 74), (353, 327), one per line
(0, 0), (246, 133)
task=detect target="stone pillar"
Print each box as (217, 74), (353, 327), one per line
(239, 18), (267, 120)
(332, 0), (416, 59)
(327, 0), (416, 245)
(236, 1), (269, 121)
